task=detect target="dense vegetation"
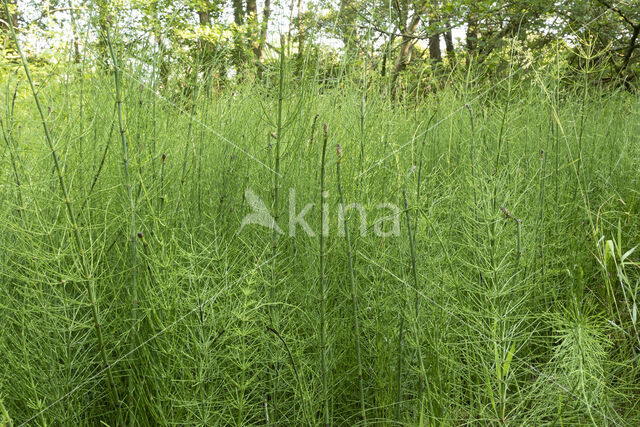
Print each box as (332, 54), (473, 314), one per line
(1, 0), (639, 426)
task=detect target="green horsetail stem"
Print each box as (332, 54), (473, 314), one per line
(2, 0), (122, 419)
(336, 143), (366, 424)
(104, 24), (139, 424)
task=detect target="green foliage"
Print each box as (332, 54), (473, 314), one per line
(1, 42), (640, 424)
(0, 1), (640, 425)
(0, 398), (11, 427)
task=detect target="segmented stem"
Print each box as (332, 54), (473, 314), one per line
(2, 0), (121, 417)
(336, 147), (366, 423)
(105, 25), (138, 423)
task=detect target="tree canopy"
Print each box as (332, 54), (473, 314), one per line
(2, 0), (639, 92)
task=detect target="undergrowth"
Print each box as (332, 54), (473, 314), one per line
(0, 23), (639, 426)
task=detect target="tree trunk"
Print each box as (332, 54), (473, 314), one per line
(67, 0), (81, 63)
(257, 0), (271, 63)
(444, 23), (455, 59)
(197, 5), (213, 67)
(429, 32), (442, 63)
(428, 1), (442, 63)
(246, 0), (270, 76)
(466, 11), (479, 64)
(231, 0), (245, 72)
(196, 1), (227, 90)
(619, 25), (640, 73)
(391, 2), (428, 94)
(232, 0), (244, 24)
(198, 10), (210, 26)
(287, 0), (295, 52)
(392, 33), (417, 81)
(381, 35), (395, 78)
(246, 0), (257, 15)
(340, 0), (358, 50)
(0, 0), (17, 29)
(296, 0), (304, 64)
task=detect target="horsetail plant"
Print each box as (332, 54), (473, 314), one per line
(395, 165), (417, 421)
(0, 398), (11, 427)
(267, 34), (287, 422)
(500, 205), (522, 265)
(2, 0), (122, 419)
(538, 149), (546, 278)
(358, 35), (368, 187)
(336, 142), (366, 424)
(3, 13), (640, 425)
(1, 82), (25, 223)
(105, 22), (139, 422)
(160, 153), (167, 211)
(402, 181), (433, 421)
(466, 103), (478, 210)
(414, 108), (438, 235)
(270, 34), (286, 318)
(318, 123), (330, 427)
(308, 113), (319, 154)
(394, 258), (407, 421)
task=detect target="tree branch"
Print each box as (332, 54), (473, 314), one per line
(596, 0), (638, 28)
